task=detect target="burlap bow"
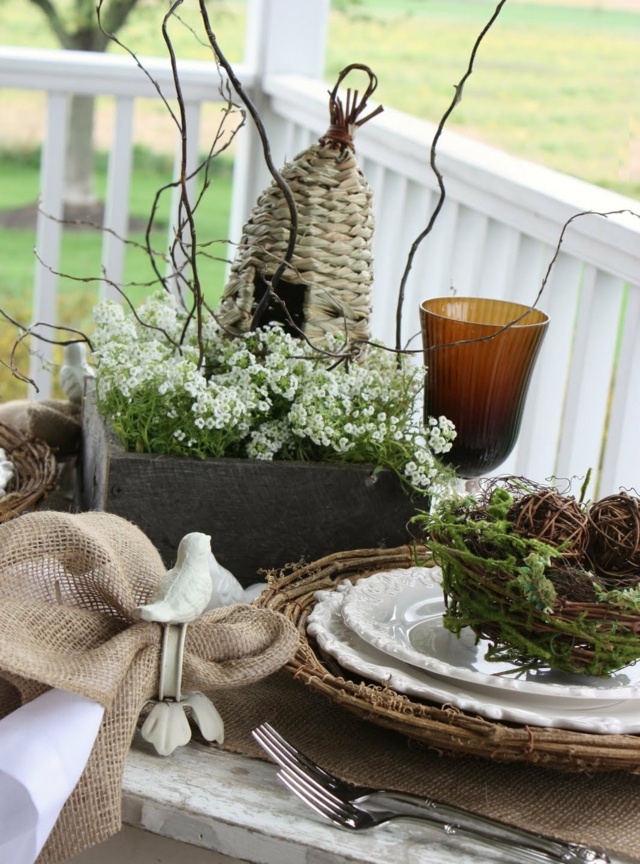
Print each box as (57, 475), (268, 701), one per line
(0, 510), (299, 864)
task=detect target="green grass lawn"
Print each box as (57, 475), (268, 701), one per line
(0, 152), (232, 400)
(327, 1), (640, 198)
(0, 0), (638, 398)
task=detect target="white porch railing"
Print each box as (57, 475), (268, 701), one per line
(1, 0), (639, 497)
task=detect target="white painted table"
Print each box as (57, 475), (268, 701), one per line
(70, 735), (616, 864)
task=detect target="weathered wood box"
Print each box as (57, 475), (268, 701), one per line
(81, 391), (428, 586)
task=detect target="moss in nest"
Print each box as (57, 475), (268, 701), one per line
(596, 584), (640, 613)
(515, 552), (557, 614)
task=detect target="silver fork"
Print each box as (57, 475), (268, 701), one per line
(252, 723), (609, 864)
(277, 766), (583, 864)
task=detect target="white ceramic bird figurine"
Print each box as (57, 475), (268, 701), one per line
(137, 532), (213, 624)
(59, 342), (95, 403)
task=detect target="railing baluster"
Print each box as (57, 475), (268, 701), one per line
(479, 221), (520, 300)
(514, 251), (583, 482)
(282, 118), (296, 163)
(450, 207), (489, 298)
(101, 96), (134, 301)
(364, 159), (386, 229)
(419, 198), (459, 299)
(510, 234), (547, 306)
(599, 283), (640, 496)
(30, 90), (69, 398)
(399, 182), (435, 354)
(296, 125), (312, 152)
(555, 266), (625, 497)
(370, 171), (407, 346)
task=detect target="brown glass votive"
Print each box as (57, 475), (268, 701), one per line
(420, 297), (549, 478)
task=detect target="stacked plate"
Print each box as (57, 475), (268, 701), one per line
(306, 567), (640, 734)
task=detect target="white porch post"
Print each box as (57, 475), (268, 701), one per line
(227, 0), (330, 250)
(30, 90), (70, 399)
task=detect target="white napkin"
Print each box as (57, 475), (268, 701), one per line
(0, 689), (104, 864)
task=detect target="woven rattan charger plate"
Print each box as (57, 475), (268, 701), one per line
(0, 420), (56, 522)
(257, 545), (640, 773)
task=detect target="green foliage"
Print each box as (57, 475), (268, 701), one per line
(515, 552), (557, 614)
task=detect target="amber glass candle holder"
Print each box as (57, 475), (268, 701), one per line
(420, 297), (549, 479)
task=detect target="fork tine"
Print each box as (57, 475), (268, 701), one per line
(279, 767), (355, 819)
(279, 759), (345, 806)
(254, 723), (357, 790)
(277, 770), (347, 826)
(255, 723), (329, 776)
(251, 727), (297, 767)
(254, 728), (355, 813)
(253, 727), (345, 808)
(252, 726), (301, 773)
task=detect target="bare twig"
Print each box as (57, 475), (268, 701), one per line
(162, 0), (209, 365)
(415, 209), (640, 355)
(0, 355), (35, 389)
(394, 0), (509, 353)
(32, 252), (182, 350)
(0, 305), (92, 350)
(34, 205), (169, 258)
(96, 0), (180, 128)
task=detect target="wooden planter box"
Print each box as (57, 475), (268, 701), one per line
(81, 392), (428, 586)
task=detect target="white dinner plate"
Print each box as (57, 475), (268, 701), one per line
(339, 567), (640, 703)
(307, 584), (640, 733)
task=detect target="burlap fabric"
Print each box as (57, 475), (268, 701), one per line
(0, 399), (81, 456)
(0, 510), (299, 864)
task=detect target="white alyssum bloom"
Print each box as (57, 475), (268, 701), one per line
(92, 293), (456, 491)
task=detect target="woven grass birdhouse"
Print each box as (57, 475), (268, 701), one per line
(217, 65), (383, 345)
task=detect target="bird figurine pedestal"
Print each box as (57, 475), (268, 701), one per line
(81, 386), (428, 585)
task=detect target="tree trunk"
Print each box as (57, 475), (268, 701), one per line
(64, 93), (97, 208)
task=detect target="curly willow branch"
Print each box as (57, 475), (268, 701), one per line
(395, 0), (509, 354)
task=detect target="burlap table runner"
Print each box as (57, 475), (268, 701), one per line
(211, 666), (640, 859)
(0, 510), (298, 864)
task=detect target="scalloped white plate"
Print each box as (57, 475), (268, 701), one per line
(339, 567), (640, 703)
(306, 585), (640, 733)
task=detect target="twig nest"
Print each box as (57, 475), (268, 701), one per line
(425, 478), (640, 676)
(508, 490), (589, 565)
(0, 420), (56, 521)
(587, 493), (640, 586)
(217, 64), (383, 345)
